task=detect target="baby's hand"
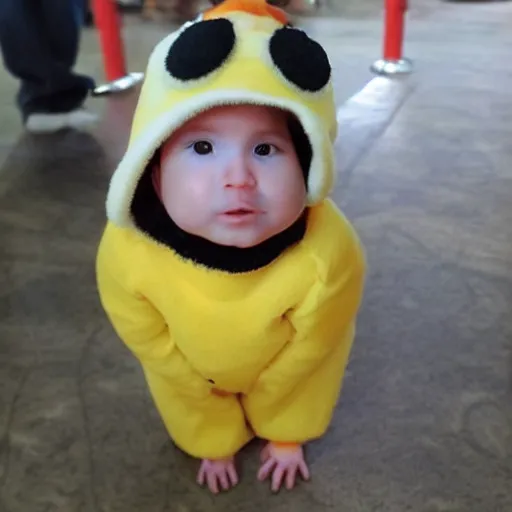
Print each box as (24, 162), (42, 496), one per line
(197, 456), (238, 494)
(257, 442), (310, 492)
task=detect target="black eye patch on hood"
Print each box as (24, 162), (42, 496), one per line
(165, 18), (236, 81)
(269, 27), (331, 92)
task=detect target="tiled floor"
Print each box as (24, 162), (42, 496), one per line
(0, 1), (511, 511)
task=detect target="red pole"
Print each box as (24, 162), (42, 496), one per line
(92, 0), (127, 81)
(383, 0), (408, 61)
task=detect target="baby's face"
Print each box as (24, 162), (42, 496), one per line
(156, 105), (307, 248)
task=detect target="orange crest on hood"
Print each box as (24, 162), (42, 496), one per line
(203, 0), (288, 25)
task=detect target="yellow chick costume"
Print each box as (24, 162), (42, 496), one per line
(96, 0), (366, 460)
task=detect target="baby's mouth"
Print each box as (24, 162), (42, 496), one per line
(224, 208), (255, 215)
(219, 207), (261, 224)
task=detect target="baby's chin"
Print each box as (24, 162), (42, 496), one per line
(175, 211), (306, 249)
(189, 224), (288, 249)
(199, 229), (273, 249)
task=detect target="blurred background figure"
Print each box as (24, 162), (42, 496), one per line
(79, 0), (321, 25)
(142, 0), (201, 21)
(0, 0), (97, 134)
(134, 0), (319, 22)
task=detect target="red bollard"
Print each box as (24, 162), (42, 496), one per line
(92, 0), (144, 95)
(371, 0), (413, 76)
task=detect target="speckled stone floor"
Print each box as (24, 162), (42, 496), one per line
(1, 1), (511, 511)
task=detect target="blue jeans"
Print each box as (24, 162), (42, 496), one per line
(0, 0), (95, 121)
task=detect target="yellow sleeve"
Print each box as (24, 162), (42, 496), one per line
(96, 225), (253, 458)
(95, 224), (210, 399)
(243, 224), (366, 442)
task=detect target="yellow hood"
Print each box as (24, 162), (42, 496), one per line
(106, 0), (338, 228)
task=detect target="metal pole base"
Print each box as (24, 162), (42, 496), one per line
(371, 58), (413, 76)
(92, 72), (144, 97)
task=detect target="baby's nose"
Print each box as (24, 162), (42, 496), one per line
(224, 157), (256, 188)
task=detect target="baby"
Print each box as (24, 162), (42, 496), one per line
(96, 0), (365, 495)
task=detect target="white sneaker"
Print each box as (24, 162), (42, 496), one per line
(26, 108), (98, 134)
(26, 112), (69, 133)
(66, 108), (98, 130)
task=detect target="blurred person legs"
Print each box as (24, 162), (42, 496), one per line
(76, 0), (94, 26)
(0, 0), (97, 134)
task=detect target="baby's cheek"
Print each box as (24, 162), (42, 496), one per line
(186, 177), (215, 208)
(263, 172), (305, 208)
(167, 177), (214, 229)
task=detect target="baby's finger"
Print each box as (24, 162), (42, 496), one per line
(260, 444), (271, 463)
(258, 458), (276, 481)
(218, 470), (230, 491)
(298, 460), (310, 481)
(271, 465), (285, 493)
(285, 465), (298, 490)
(207, 471), (219, 494)
(228, 464), (239, 486)
(197, 465), (206, 486)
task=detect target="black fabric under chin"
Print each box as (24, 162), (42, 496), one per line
(130, 160), (308, 274)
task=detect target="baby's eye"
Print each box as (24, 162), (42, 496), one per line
(254, 143), (277, 157)
(192, 141), (213, 155)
